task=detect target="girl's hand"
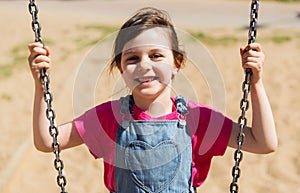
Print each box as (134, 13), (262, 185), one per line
(240, 43), (265, 84)
(28, 42), (51, 83)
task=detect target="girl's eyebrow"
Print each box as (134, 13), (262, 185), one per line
(123, 47), (167, 55)
(150, 48), (167, 52)
(123, 49), (136, 56)
(123, 45), (170, 55)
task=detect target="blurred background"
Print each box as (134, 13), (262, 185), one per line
(0, 0), (299, 193)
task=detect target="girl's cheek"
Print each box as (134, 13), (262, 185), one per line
(154, 62), (175, 77)
(153, 71), (172, 86)
(122, 70), (137, 90)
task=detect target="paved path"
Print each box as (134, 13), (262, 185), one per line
(1, 0), (300, 29)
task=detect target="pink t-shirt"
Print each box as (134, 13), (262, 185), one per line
(73, 98), (232, 191)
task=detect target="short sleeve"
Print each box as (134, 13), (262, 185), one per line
(73, 107), (104, 158)
(189, 102), (232, 156)
(188, 101), (233, 187)
(212, 112), (232, 156)
(73, 101), (120, 159)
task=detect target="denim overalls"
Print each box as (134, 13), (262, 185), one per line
(112, 95), (194, 193)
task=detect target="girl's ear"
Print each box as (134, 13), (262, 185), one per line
(171, 65), (179, 79)
(174, 53), (184, 69)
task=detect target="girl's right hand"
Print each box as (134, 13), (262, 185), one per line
(28, 42), (51, 83)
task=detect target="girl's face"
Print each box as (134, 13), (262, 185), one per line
(120, 27), (178, 100)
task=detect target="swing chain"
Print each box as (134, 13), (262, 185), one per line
(28, 0), (44, 45)
(28, 1), (68, 192)
(230, 0), (259, 193)
(248, 0), (259, 45)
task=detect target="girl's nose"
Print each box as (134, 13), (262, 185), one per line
(139, 61), (152, 71)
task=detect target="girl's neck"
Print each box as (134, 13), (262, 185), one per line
(132, 93), (173, 118)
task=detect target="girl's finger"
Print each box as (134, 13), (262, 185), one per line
(28, 43), (50, 58)
(34, 55), (51, 64)
(240, 43), (262, 57)
(242, 57), (263, 70)
(31, 60), (51, 72)
(31, 62), (50, 72)
(32, 46), (48, 56)
(28, 42), (43, 52)
(28, 47), (50, 64)
(246, 43), (262, 52)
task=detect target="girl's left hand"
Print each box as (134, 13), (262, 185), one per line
(240, 43), (265, 84)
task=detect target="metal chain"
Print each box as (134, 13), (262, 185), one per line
(28, 1), (68, 192)
(229, 1), (259, 193)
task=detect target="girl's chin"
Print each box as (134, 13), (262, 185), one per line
(132, 86), (171, 98)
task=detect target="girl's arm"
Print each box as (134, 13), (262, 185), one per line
(228, 43), (278, 154)
(28, 42), (83, 152)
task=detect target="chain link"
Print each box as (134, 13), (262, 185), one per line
(229, 1), (259, 193)
(28, 1), (68, 192)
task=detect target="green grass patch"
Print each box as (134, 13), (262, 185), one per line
(269, 35), (292, 44)
(191, 32), (241, 46)
(74, 35), (103, 51)
(1, 94), (12, 101)
(0, 43), (30, 79)
(80, 24), (117, 34)
(191, 31), (298, 46)
(0, 65), (14, 79)
(11, 45), (29, 65)
(73, 24), (118, 51)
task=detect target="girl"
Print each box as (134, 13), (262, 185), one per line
(28, 7), (277, 193)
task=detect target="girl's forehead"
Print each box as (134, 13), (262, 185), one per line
(122, 27), (172, 52)
(123, 44), (170, 54)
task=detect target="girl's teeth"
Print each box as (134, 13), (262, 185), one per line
(139, 78), (153, 82)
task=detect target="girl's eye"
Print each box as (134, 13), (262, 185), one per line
(151, 53), (163, 59)
(126, 56), (139, 63)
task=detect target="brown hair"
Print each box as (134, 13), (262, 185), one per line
(109, 7), (186, 73)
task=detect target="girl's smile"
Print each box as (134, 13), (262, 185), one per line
(134, 76), (159, 84)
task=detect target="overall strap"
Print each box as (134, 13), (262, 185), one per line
(119, 95), (134, 128)
(119, 95), (134, 115)
(175, 95), (189, 115)
(175, 95), (189, 128)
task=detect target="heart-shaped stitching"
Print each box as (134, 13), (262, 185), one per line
(125, 140), (181, 193)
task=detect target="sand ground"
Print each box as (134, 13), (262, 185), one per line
(0, 0), (299, 193)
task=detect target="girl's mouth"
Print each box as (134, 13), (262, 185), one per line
(135, 76), (158, 83)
